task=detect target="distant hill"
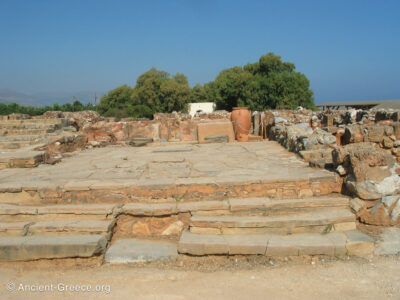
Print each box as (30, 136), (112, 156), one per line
(0, 88), (104, 106)
(0, 88), (36, 106)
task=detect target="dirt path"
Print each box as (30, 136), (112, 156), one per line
(1, 255), (399, 300)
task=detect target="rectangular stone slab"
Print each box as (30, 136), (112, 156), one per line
(190, 208), (355, 229)
(28, 219), (114, 235)
(0, 235), (107, 261)
(197, 122), (235, 143)
(105, 239), (178, 264)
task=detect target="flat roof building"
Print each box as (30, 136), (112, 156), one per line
(317, 99), (400, 110)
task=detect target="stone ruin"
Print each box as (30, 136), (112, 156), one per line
(1, 106), (400, 263)
(262, 108), (400, 227)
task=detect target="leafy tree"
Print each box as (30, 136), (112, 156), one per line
(209, 52), (314, 111)
(190, 84), (208, 103)
(97, 85), (134, 117)
(132, 68), (191, 114)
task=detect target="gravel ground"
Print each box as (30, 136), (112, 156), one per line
(0, 255), (399, 300)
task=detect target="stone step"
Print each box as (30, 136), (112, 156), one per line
(0, 203), (117, 221)
(0, 118), (68, 126)
(0, 134), (46, 142)
(178, 230), (374, 257)
(189, 207), (356, 234)
(0, 234), (107, 261)
(0, 123), (61, 130)
(219, 196), (349, 216)
(28, 219), (115, 237)
(0, 150), (45, 169)
(0, 128), (54, 136)
(105, 239), (178, 264)
(0, 198), (347, 220)
(0, 219), (115, 238)
(0, 141), (38, 149)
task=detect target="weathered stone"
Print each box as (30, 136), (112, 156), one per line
(178, 230), (228, 255)
(28, 219), (114, 235)
(0, 222), (30, 236)
(204, 134), (229, 143)
(128, 134), (153, 147)
(0, 235), (107, 261)
(177, 201), (229, 213)
(161, 220), (184, 235)
(104, 239), (177, 264)
(190, 208), (355, 230)
(197, 122), (235, 144)
(336, 165), (347, 176)
(333, 222), (356, 231)
(375, 228), (400, 255)
(345, 230), (374, 257)
(266, 233), (340, 256)
(349, 198), (366, 214)
(360, 195), (400, 225)
(343, 125), (363, 144)
(383, 136), (394, 149)
(225, 235), (268, 255)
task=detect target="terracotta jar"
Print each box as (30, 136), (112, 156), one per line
(231, 107), (251, 142)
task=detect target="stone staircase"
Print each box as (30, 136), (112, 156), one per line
(0, 194), (376, 262)
(0, 203), (117, 261)
(0, 118), (70, 149)
(177, 195), (372, 257)
(0, 118), (74, 169)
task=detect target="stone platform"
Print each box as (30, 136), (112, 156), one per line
(0, 141), (341, 204)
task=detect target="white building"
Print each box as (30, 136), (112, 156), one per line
(188, 102), (216, 117)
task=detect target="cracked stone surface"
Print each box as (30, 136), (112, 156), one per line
(0, 142), (335, 190)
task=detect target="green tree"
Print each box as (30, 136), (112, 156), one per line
(190, 84), (209, 103)
(97, 85), (134, 117)
(209, 52), (314, 111)
(132, 68), (190, 114)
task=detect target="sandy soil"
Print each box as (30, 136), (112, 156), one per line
(1, 255), (399, 300)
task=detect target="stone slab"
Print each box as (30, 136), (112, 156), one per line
(104, 239), (178, 264)
(0, 221), (29, 236)
(178, 231), (347, 257)
(122, 203), (178, 216)
(28, 219), (114, 235)
(375, 228), (400, 255)
(345, 230), (375, 257)
(190, 208), (355, 229)
(0, 142), (341, 203)
(152, 146), (193, 153)
(197, 122), (235, 144)
(0, 204), (38, 215)
(266, 233), (339, 256)
(0, 235), (107, 261)
(225, 234), (268, 255)
(178, 230), (229, 255)
(37, 204), (116, 215)
(177, 201), (229, 213)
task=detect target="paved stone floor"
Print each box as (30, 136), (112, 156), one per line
(0, 142), (334, 190)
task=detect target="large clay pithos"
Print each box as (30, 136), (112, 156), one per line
(231, 107), (251, 142)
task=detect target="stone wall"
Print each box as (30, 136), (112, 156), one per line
(261, 108), (400, 227)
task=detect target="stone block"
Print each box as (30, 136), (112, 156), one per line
(345, 230), (374, 257)
(197, 122), (235, 143)
(178, 230), (228, 255)
(266, 233), (336, 256)
(225, 235), (268, 255)
(104, 239), (177, 264)
(374, 227), (400, 255)
(177, 201), (229, 213)
(0, 235), (107, 261)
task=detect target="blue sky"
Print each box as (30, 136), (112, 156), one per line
(0, 0), (399, 104)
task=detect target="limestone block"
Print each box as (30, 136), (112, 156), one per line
(197, 122), (235, 143)
(0, 235), (107, 261)
(345, 230), (374, 257)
